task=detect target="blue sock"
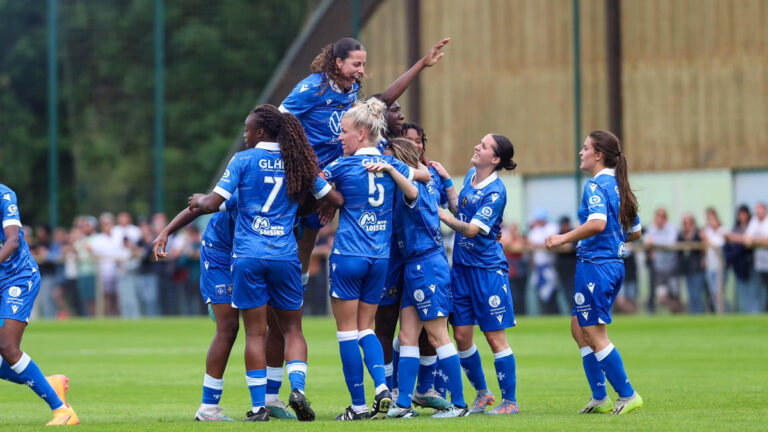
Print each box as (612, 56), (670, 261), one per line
(358, 330), (387, 388)
(265, 366), (282, 402)
(338, 331), (366, 406)
(459, 345), (488, 391)
(436, 343), (466, 408)
(0, 357), (26, 384)
(416, 355), (437, 394)
(396, 346), (420, 407)
(580, 346), (607, 400)
(385, 362), (394, 391)
(286, 360), (307, 393)
(202, 374), (224, 405)
(246, 369), (267, 409)
(10, 353), (65, 410)
(493, 348), (517, 402)
(595, 343), (634, 398)
(434, 363), (448, 398)
(392, 337), (400, 390)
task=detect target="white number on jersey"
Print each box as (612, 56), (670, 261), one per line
(263, 176), (284, 212)
(368, 172), (385, 207)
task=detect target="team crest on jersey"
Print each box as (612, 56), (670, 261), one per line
(8, 286), (21, 297)
(387, 286), (399, 298)
(358, 212), (387, 232)
(488, 295), (501, 308)
(461, 196), (468, 208)
(414, 289), (425, 302)
(574, 293), (585, 305)
(252, 216), (285, 236)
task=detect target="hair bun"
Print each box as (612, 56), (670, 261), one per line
(364, 97), (386, 118)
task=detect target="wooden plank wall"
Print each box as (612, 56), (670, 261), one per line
(360, 0), (768, 175)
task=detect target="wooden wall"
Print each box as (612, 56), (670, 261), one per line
(360, 0), (768, 175)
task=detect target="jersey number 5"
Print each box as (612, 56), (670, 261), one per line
(368, 172), (384, 207)
(263, 176), (284, 212)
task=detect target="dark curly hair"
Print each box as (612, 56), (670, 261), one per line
(250, 105), (319, 204)
(310, 37), (365, 95)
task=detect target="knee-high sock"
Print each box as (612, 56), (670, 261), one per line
(265, 366), (283, 403)
(580, 346), (607, 400)
(395, 346), (420, 408)
(286, 360), (307, 393)
(595, 343), (634, 398)
(246, 369), (267, 410)
(9, 353), (65, 410)
(358, 329), (387, 391)
(415, 355), (437, 394)
(202, 374), (224, 405)
(0, 357), (26, 384)
(436, 343), (466, 408)
(384, 362), (394, 391)
(392, 337), (401, 389)
(458, 345), (488, 391)
(493, 348), (517, 402)
(338, 331), (366, 406)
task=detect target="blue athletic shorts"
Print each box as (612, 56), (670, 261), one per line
(379, 251), (403, 307)
(328, 255), (388, 305)
(1, 270), (40, 324)
(231, 256), (303, 311)
(298, 212), (324, 230)
(573, 259), (624, 326)
(199, 245), (233, 305)
(450, 263), (516, 332)
(401, 253), (452, 321)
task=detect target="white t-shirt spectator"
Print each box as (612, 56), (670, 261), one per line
(745, 216), (768, 272)
(646, 222), (679, 274)
(528, 222), (559, 266)
(702, 225), (726, 271)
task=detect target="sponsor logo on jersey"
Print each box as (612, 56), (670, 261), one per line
(581, 311), (589, 320)
(491, 193), (499, 203)
(329, 110), (344, 136)
(2, 193), (10, 201)
(358, 212), (387, 232)
(414, 289), (425, 302)
(9, 286), (21, 297)
(7, 204), (18, 216)
(488, 295), (501, 308)
(496, 314), (504, 323)
(12, 305), (19, 314)
(589, 183), (597, 192)
(204, 261), (210, 270)
(299, 84), (309, 93)
(27, 280), (33, 290)
(251, 216), (285, 236)
(480, 206), (493, 217)
(589, 195), (602, 205)
(326, 98), (333, 105)
(574, 293), (585, 305)
(615, 185), (620, 195)
(587, 282), (596, 293)
(259, 159), (284, 170)
(422, 308), (429, 315)
(429, 284), (436, 293)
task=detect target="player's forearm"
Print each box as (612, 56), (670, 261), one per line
(163, 208), (202, 237)
(379, 59), (425, 106)
(439, 210), (480, 238)
(562, 220), (606, 244)
(389, 169), (418, 201)
(445, 187), (459, 215)
(0, 238), (19, 263)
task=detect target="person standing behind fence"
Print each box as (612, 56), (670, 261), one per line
(528, 209), (560, 314)
(644, 207), (682, 313)
(744, 202), (768, 311)
(501, 223), (528, 316)
(701, 208), (727, 312)
(724, 205), (758, 313)
(545, 130), (643, 415)
(677, 214), (706, 314)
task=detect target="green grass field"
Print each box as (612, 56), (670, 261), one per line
(2, 314), (767, 431)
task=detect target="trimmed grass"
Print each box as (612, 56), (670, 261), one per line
(1, 314), (767, 431)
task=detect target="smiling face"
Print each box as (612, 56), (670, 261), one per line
(339, 116), (364, 155)
(471, 134), (500, 169)
(336, 50), (366, 88)
(404, 127), (424, 157)
(579, 136), (603, 173)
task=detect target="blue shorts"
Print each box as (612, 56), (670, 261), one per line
(199, 246), (233, 305)
(231, 257), (303, 311)
(379, 252), (403, 306)
(450, 263), (516, 332)
(329, 255), (388, 305)
(401, 253), (452, 321)
(298, 212), (324, 230)
(573, 259), (624, 326)
(1, 271), (41, 324)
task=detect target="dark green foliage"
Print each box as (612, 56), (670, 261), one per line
(0, 0), (306, 224)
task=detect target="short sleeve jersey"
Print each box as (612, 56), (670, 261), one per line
(213, 142), (300, 260)
(393, 177), (445, 261)
(323, 147), (414, 259)
(279, 73), (359, 169)
(452, 168), (507, 271)
(0, 184), (37, 283)
(577, 168), (641, 262)
(202, 190), (239, 252)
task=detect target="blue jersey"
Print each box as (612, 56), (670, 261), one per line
(452, 168), (507, 271)
(0, 184), (38, 286)
(202, 190), (239, 252)
(393, 177), (445, 261)
(323, 147), (414, 258)
(428, 164), (449, 207)
(279, 73), (359, 168)
(214, 141), (331, 260)
(577, 168), (641, 262)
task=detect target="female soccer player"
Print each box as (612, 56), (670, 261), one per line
(438, 133), (520, 415)
(0, 183), (78, 425)
(189, 104), (342, 422)
(280, 36), (449, 294)
(321, 98), (429, 420)
(378, 138), (468, 419)
(545, 130), (643, 415)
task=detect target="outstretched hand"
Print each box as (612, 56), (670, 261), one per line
(545, 234), (565, 249)
(422, 38), (450, 67)
(429, 161), (451, 179)
(152, 233), (168, 261)
(188, 193), (206, 211)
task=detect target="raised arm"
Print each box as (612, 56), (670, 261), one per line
(378, 38), (450, 106)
